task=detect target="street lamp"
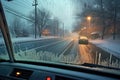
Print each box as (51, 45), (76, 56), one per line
(87, 16), (91, 37)
(87, 16), (91, 21)
(79, 27), (87, 36)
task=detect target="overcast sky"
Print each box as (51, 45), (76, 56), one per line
(38, 0), (76, 31)
(2, 0), (82, 32)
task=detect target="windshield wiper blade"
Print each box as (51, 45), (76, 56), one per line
(81, 63), (120, 71)
(0, 58), (9, 62)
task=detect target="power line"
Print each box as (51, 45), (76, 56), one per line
(16, 0), (32, 9)
(23, 0), (32, 4)
(3, 5), (34, 23)
(5, 8), (34, 23)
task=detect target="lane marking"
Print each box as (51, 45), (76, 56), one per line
(17, 39), (68, 53)
(59, 40), (73, 56)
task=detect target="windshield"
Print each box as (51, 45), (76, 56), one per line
(0, 0), (120, 70)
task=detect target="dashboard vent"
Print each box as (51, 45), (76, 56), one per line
(55, 75), (78, 80)
(10, 68), (33, 79)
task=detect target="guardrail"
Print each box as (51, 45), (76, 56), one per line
(89, 43), (120, 68)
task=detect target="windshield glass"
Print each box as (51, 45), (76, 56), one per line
(0, 0), (120, 70)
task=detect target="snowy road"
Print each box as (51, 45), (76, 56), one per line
(0, 38), (78, 57)
(0, 38), (120, 68)
(13, 38), (63, 53)
(12, 38), (79, 63)
(79, 45), (93, 64)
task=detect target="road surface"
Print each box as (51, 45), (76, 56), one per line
(0, 38), (120, 66)
(78, 45), (93, 64)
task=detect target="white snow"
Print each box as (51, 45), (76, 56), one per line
(90, 37), (120, 58)
(15, 49), (77, 64)
(0, 36), (56, 44)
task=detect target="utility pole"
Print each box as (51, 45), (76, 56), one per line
(101, 0), (105, 40)
(113, 0), (117, 40)
(32, 0), (38, 39)
(57, 20), (60, 37)
(63, 23), (64, 38)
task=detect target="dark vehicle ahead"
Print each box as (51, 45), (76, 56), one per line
(79, 36), (88, 44)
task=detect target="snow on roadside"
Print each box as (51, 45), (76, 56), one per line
(90, 38), (120, 58)
(0, 36), (56, 45)
(14, 49), (77, 64)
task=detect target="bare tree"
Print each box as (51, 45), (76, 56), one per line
(73, 0), (120, 39)
(29, 8), (51, 37)
(44, 17), (63, 36)
(11, 17), (22, 37)
(11, 17), (29, 37)
(95, 0), (120, 39)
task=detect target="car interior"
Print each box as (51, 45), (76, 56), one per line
(0, 0), (120, 80)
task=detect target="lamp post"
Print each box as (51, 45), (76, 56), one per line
(87, 16), (91, 37)
(81, 27), (86, 36)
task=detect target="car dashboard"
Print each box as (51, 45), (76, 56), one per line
(0, 62), (119, 80)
